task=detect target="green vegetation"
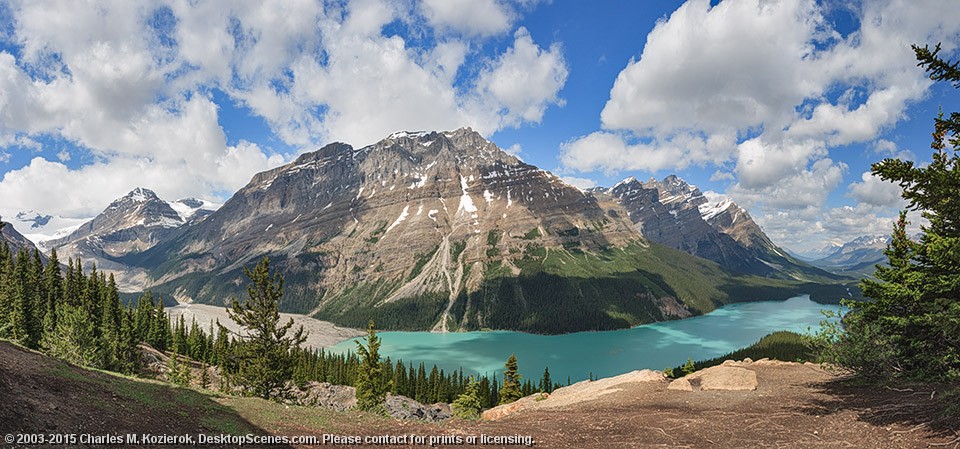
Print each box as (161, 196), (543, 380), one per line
(498, 353), (522, 405)
(354, 320), (387, 413)
(668, 331), (811, 377)
(406, 245), (439, 281)
(452, 375), (483, 419)
(227, 257), (306, 400)
(809, 44), (960, 387)
(522, 227), (541, 240)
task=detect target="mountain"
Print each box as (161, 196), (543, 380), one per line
(125, 128), (838, 334)
(595, 176), (840, 282)
(809, 234), (890, 278)
(0, 220), (44, 257)
(44, 188), (217, 289)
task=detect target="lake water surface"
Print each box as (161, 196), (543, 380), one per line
(328, 295), (839, 383)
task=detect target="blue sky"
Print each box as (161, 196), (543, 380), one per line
(0, 0), (958, 254)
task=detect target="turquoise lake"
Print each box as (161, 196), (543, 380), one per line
(328, 295), (840, 383)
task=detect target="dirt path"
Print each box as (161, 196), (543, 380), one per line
(248, 363), (959, 449)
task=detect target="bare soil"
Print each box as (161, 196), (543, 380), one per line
(2, 341), (958, 449)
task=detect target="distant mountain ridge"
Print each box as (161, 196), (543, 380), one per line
(591, 175), (839, 282)
(807, 234), (892, 278)
(43, 188), (218, 289)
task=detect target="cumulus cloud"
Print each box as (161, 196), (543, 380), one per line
(469, 27), (568, 129)
(560, 0), (960, 251)
(0, 0), (569, 218)
(420, 0), (514, 37)
(848, 171), (905, 208)
(559, 176), (597, 191)
(729, 158), (847, 211)
(565, 0), (960, 186)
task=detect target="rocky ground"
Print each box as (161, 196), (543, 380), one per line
(2, 341), (958, 449)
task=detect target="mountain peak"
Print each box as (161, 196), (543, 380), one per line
(116, 187), (162, 204)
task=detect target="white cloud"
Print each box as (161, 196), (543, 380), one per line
(559, 176), (596, 191)
(734, 138), (825, 189)
(710, 170), (734, 182)
(558, 0), (960, 251)
(601, 0), (826, 136)
(420, 0), (514, 37)
(729, 158), (847, 211)
(504, 143), (523, 159)
(468, 27), (569, 130)
(567, 0), (960, 186)
(848, 171), (905, 208)
(560, 130), (736, 174)
(0, 0), (569, 218)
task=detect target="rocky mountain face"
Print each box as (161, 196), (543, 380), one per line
(808, 234), (891, 278)
(0, 220), (43, 257)
(124, 128), (825, 334)
(44, 188), (216, 289)
(595, 176), (838, 281)
(814, 235), (889, 267)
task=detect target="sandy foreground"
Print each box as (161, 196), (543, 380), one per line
(167, 303), (365, 349)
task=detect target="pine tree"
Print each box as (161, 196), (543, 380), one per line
(0, 242), (13, 338)
(452, 375), (483, 419)
(539, 366), (552, 393)
(98, 274), (122, 370)
(227, 257), (306, 400)
(498, 353), (522, 405)
(355, 320), (388, 412)
(10, 250), (33, 347)
(41, 249), (62, 343)
(200, 362), (210, 389)
(681, 358), (696, 376)
(46, 304), (99, 367)
(812, 43), (960, 382)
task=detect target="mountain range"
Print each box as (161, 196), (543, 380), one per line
(5, 128), (854, 333)
(808, 234), (891, 278)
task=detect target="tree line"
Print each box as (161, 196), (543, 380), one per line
(0, 246), (560, 413)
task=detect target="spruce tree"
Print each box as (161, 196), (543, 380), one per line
(452, 375), (483, 419)
(41, 249), (62, 342)
(10, 250), (33, 347)
(539, 366), (552, 393)
(0, 242), (13, 338)
(812, 43), (960, 382)
(46, 304), (99, 367)
(354, 320), (388, 412)
(498, 353), (522, 405)
(227, 257), (306, 400)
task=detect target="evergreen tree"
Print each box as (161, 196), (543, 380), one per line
(498, 353), (522, 405)
(98, 274), (122, 370)
(812, 43), (960, 382)
(452, 375), (483, 419)
(0, 242), (13, 338)
(681, 358), (696, 376)
(10, 250), (33, 347)
(46, 304), (99, 367)
(355, 320), (388, 412)
(539, 366), (553, 393)
(41, 249), (62, 342)
(227, 257), (306, 400)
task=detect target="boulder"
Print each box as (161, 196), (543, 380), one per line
(699, 366), (757, 391)
(293, 382), (357, 411)
(668, 366), (758, 391)
(384, 394), (451, 422)
(667, 378), (693, 391)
